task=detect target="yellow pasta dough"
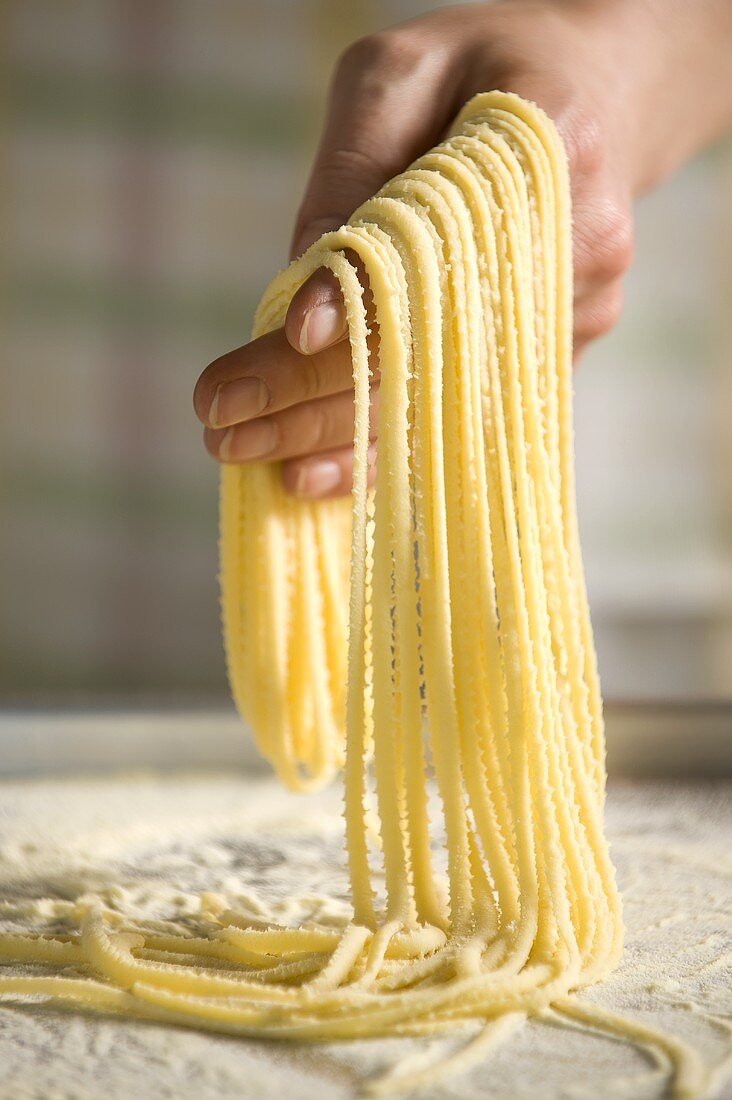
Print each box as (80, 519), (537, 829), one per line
(220, 90), (626, 1012)
(0, 93), (707, 1097)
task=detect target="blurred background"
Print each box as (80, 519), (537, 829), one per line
(2, 0), (731, 707)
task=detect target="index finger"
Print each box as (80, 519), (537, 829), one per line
(193, 327), (355, 430)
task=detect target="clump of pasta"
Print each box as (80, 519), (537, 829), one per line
(0, 93), (706, 1097)
(221, 91), (626, 998)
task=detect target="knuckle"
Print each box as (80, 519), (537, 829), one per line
(337, 30), (422, 82)
(316, 144), (385, 192)
(598, 205), (634, 279)
(303, 402), (329, 452)
(576, 284), (623, 341)
(592, 203), (634, 281)
(298, 355), (324, 403)
(337, 33), (386, 73)
(563, 108), (605, 175)
(594, 300), (621, 337)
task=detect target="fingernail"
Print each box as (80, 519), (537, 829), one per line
(218, 428), (235, 462)
(210, 377), (269, 427)
(219, 419), (278, 462)
(299, 301), (347, 355)
(294, 459), (341, 498)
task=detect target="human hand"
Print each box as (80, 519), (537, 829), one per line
(194, 0), (732, 498)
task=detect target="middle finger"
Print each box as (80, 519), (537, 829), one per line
(194, 327), (357, 431)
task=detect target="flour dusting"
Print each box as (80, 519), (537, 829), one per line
(0, 774), (730, 1099)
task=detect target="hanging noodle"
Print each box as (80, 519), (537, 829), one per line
(0, 93), (706, 1098)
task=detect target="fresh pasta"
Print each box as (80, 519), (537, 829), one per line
(0, 92), (705, 1097)
(220, 89), (625, 998)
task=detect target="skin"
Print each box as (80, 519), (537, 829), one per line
(194, 0), (732, 500)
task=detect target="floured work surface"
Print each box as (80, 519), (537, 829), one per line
(0, 772), (730, 1100)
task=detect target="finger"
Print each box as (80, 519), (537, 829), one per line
(194, 328), (356, 430)
(285, 269), (349, 357)
(204, 386), (379, 465)
(573, 278), (624, 346)
(284, 250), (372, 358)
(282, 442), (378, 500)
(290, 28), (458, 265)
(572, 192), (633, 298)
(549, 107), (632, 300)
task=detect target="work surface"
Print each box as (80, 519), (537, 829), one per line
(0, 769), (730, 1100)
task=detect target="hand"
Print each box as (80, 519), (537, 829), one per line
(194, 0), (732, 498)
